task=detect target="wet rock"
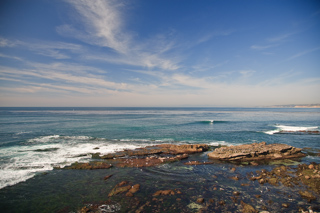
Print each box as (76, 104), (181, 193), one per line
(184, 161), (214, 165)
(112, 154), (189, 168)
(250, 161), (259, 166)
(153, 190), (175, 196)
(240, 200), (258, 213)
(230, 176), (240, 181)
(208, 142), (306, 161)
(117, 181), (128, 187)
(233, 191), (240, 196)
(219, 200), (225, 206)
(299, 190), (316, 201)
(62, 161), (113, 170)
(135, 201), (150, 213)
(259, 178), (266, 184)
(129, 184), (140, 194)
(196, 198), (204, 203)
(126, 192), (133, 197)
(156, 144), (209, 154)
(104, 174), (113, 180)
(108, 185), (131, 197)
(101, 144), (208, 159)
(282, 203), (289, 208)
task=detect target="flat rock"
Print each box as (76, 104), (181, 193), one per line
(208, 142), (306, 161)
(62, 161), (113, 170)
(100, 144), (208, 159)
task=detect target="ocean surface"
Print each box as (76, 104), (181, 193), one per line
(0, 107), (319, 212)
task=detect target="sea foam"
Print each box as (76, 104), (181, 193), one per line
(0, 135), (148, 189)
(265, 125), (319, 135)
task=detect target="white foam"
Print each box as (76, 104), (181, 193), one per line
(265, 125), (319, 135)
(0, 135), (150, 189)
(207, 141), (233, 146)
(27, 135), (60, 143)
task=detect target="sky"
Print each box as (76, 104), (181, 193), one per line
(0, 0), (319, 107)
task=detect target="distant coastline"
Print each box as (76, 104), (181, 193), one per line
(270, 104), (320, 108)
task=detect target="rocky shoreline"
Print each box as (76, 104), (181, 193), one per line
(208, 142), (306, 161)
(54, 142), (320, 212)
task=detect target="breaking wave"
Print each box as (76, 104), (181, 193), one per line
(265, 125), (319, 135)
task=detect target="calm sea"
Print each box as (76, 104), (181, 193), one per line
(0, 107), (319, 189)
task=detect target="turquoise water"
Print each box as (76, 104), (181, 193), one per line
(0, 107), (319, 212)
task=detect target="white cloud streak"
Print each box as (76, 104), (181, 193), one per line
(58, 0), (179, 70)
(287, 46), (320, 60)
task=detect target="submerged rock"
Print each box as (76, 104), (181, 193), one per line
(153, 190), (176, 196)
(62, 161), (112, 170)
(208, 142), (306, 161)
(184, 161), (214, 165)
(108, 181), (140, 197)
(196, 198), (204, 203)
(240, 200), (258, 213)
(299, 190), (316, 201)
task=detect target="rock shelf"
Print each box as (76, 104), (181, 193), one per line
(208, 142), (306, 161)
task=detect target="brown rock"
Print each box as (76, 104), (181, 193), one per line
(184, 161), (214, 165)
(240, 200), (258, 213)
(129, 184), (140, 194)
(233, 191), (240, 196)
(196, 198), (204, 203)
(126, 192), (134, 197)
(156, 144), (209, 154)
(259, 178), (266, 184)
(63, 161), (113, 170)
(299, 190), (316, 200)
(108, 185), (131, 197)
(112, 154), (188, 168)
(104, 174), (113, 180)
(117, 181), (128, 187)
(250, 161), (259, 166)
(219, 200), (225, 205)
(230, 176), (240, 181)
(282, 203), (289, 208)
(208, 142), (306, 161)
(267, 178), (278, 186)
(153, 190), (175, 196)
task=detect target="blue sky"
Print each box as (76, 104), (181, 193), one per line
(0, 0), (319, 107)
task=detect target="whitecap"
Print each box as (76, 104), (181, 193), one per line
(27, 135), (60, 143)
(0, 136), (154, 189)
(265, 125), (319, 135)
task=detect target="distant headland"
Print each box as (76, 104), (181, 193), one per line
(270, 104), (320, 108)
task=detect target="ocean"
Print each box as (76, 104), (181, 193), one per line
(0, 107), (319, 212)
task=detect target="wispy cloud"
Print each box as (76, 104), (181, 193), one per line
(267, 32), (297, 43)
(58, 0), (179, 70)
(197, 29), (234, 44)
(250, 44), (277, 50)
(0, 37), (84, 60)
(287, 46), (320, 60)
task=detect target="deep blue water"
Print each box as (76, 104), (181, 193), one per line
(0, 107), (319, 189)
